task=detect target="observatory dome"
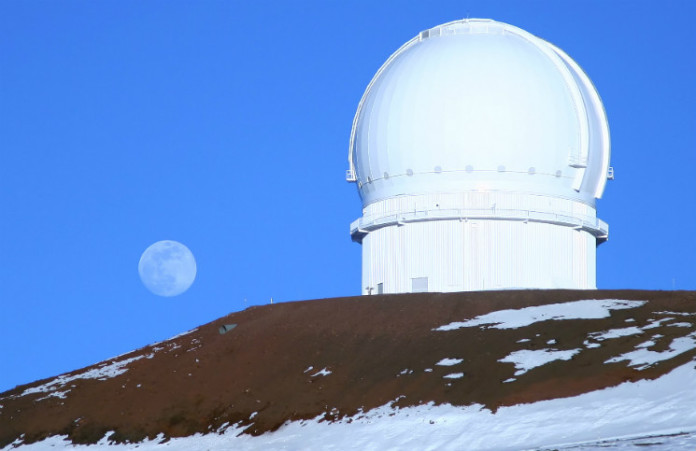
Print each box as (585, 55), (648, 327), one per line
(348, 19), (610, 208)
(348, 18), (612, 295)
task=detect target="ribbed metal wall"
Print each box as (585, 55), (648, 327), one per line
(361, 219), (596, 294)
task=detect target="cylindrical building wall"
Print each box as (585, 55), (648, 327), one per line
(361, 219), (597, 294)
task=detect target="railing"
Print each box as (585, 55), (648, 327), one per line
(350, 206), (609, 242)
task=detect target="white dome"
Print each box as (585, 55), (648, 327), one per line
(348, 19), (610, 207)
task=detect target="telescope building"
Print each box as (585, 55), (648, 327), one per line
(347, 19), (612, 295)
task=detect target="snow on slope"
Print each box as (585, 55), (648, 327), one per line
(435, 299), (646, 330)
(3, 293), (696, 450)
(435, 298), (696, 382)
(14, 355), (152, 401)
(7, 359), (696, 450)
(606, 332), (696, 369)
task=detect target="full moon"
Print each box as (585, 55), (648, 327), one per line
(138, 240), (197, 297)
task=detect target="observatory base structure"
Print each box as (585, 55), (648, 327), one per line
(351, 192), (607, 295)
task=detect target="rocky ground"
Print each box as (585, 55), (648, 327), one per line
(2, 289), (695, 449)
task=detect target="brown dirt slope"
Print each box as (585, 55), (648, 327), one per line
(1, 289), (695, 447)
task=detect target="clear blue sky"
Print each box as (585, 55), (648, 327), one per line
(1, 1), (694, 392)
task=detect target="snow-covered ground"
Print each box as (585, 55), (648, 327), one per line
(434, 299), (646, 331)
(8, 358), (696, 451)
(9, 355), (151, 401)
(6, 298), (695, 450)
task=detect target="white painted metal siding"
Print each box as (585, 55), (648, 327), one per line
(361, 219), (596, 294)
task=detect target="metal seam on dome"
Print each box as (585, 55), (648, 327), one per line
(349, 19), (595, 191)
(534, 40), (597, 196)
(534, 41), (590, 184)
(546, 42), (611, 199)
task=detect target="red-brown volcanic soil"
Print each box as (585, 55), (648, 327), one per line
(1, 289), (695, 447)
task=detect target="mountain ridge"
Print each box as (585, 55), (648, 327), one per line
(2, 289), (695, 449)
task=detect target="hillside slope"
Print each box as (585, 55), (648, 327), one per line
(2, 290), (696, 450)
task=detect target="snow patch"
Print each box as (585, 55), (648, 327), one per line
(606, 333), (696, 370)
(443, 373), (464, 379)
(311, 367), (331, 377)
(589, 326), (644, 341)
(583, 341), (601, 349)
(549, 431), (696, 450)
(644, 317), (674, 330)
(436, 358), (463, 367)
(9, 360), (696, 450)
(500, 348), (580, 376)
(670, 322), (693, 328)
(434, 299), (646, 331)
(37, 390), (69, 401)
(657, 311), (696, 317)
(18, 355), (146, 398)
(637, 339), (656, 348)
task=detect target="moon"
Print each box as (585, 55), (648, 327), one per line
(138, 240), (197, 297)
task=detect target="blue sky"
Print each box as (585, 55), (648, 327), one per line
(1, 1), (694, 392)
